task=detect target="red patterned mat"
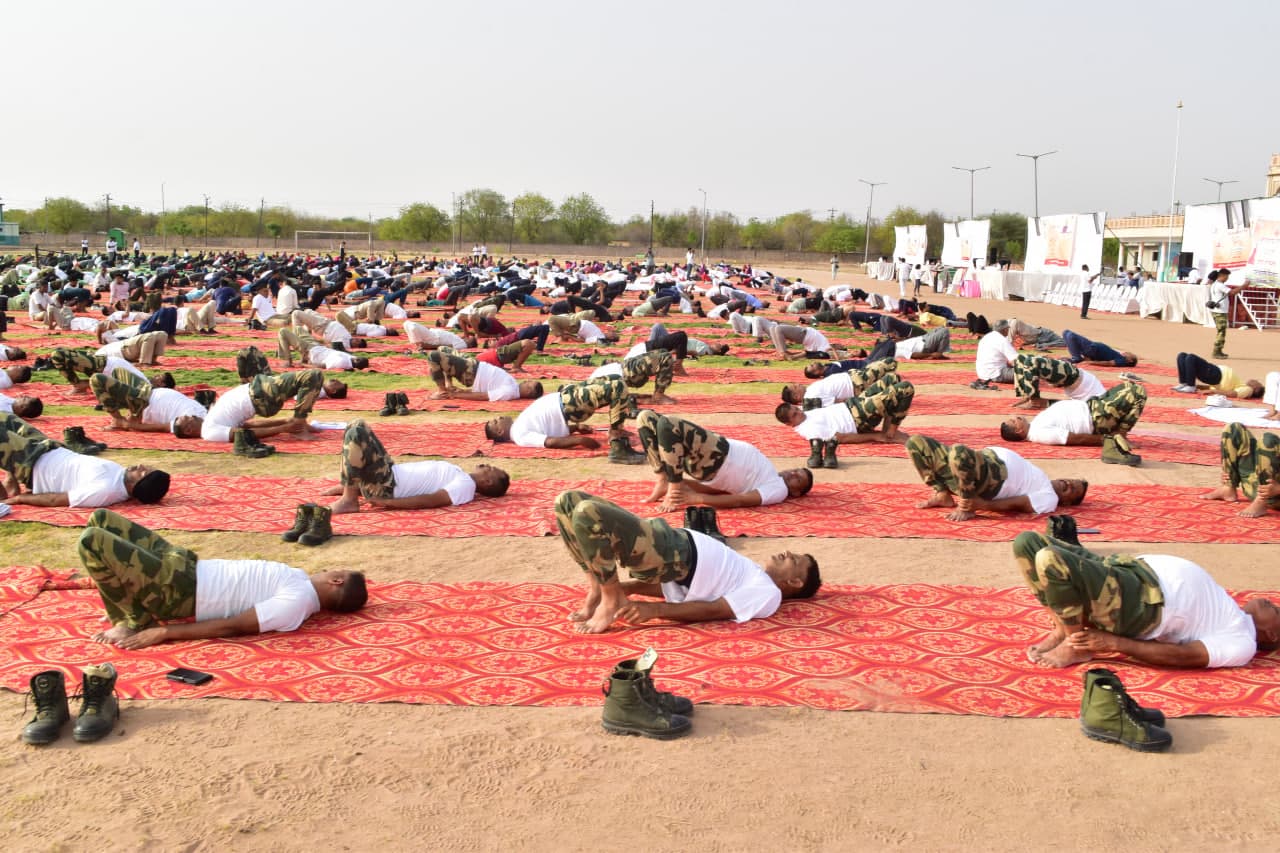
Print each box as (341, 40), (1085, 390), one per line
(30, 415), (1218, 465)
(4, 479), (1272, 543)
(1, 568), (1276, 716)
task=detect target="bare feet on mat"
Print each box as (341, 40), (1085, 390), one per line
(568, 588), (602, 624)
(91, 624), (138, 644)
(1026, 627), (1066, 663)
(1035, 641), (1093, 668)
(1200, 485), (1239, 502)
(916, 491), (956, 509)
(1239, 495), (1272, 518)
(329, 495), (360, 514)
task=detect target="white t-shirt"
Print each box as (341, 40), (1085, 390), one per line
(0, 394), (14, 413)
(589, 363), (623, 380)
(96, 340), (128, 358)
(1066, 369), (1105, 401)
(356, 323), (388, 337)
(701, 440), (789, 506)
(804, 372), (854, 408)
(578, 319), (605, 344)
(1027, 400), (1094, 445)
(275, 285), (299, 314)
(201, 383), (256, 442)
(661, 530), (781, 622)
(102, 357), (146, 382)
(1209, 279), (1231, 315)
(1080, 270), (1095, 293)
(251, 293), (276, 322)
(32, 448), (128, 507)
(509, 392), (569, 447)
(793, 404), (856, 441)
(989, 446), (1058, 514)
(391, 461), (476, 505)
(194, 559), (321, 633)
(322, 321), (352, 347)
(143, 387), (208, 426)
(308, 345), (354, 370)
(975, 332), (1017, 381)
(1138, 555), (1257, 668)
(472, 361), (519, 401)
(625, 342), (648, 359)
(404, 322), (466, 349)
(802, 327), (829, 353)
(0, 372), (11, 391)
(68, 316), (100, 333)
(895, 336), (927, 360)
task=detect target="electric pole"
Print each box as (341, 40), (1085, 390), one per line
(103, 193), (112, 233)
(202, 194), (210, 247)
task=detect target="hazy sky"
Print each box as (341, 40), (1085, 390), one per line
(5, 0), (1276, 225)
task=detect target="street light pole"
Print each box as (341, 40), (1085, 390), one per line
(951, 166), (990, 220)
(858, 179), (885, 264)
(1165, 101), (1183, 282)
(1202, 177), (1238, 203)
(202, 194), (210, 248)
(697, 188), (707, 264)
(1015, 150), (1057, 219)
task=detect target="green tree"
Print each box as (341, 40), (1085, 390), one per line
(396, 203), (451, 241)
(43, 197), (93, 233)
(654, 212), (689, 248)
(557, 193), (611, 245)
(513, 192), (556, 243)
(265, 222), (284, 247)
(459, 188), (508, 242)
(779, 211), (818, 251)
(988, 212), (1029, 263)
(741, 218), (783, 251)
(706, 212), (741, 250)
(813, 218), (866, 254)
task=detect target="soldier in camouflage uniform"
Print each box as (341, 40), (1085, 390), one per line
(1001, 382), (1147, 466)
(249, 369), (325, 421)
(89, 367), (207, 438)
(591, 350), (678, 404)
(49, 347), (107, 390)
(781, 357), (900, 409)
(1202, 422), (1280, 518)
(485, 376), (642, 461)
(906, 434), (1087, 521)
(426, 347), (542, 399)
(776, 374), (916, 441)
(1012, 353), (1081, 404)
(77, 508), (367, 648)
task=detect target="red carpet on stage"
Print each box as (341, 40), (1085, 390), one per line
(5, 479), (1273, 543)
(1, 567), (1276, 717)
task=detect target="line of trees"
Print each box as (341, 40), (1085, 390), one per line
(3, 192), (1033, 260)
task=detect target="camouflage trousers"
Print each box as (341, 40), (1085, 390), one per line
(0, 413), (60, 488)
(50, 347), (107, 386)
(250, 369), (323, 419)
(77, 508), (198, 630)
(621, 350), (674, 395)
(635, 410), (730, 483)
(276, 327), (321, 364)
(1213, 312), (1229, 353)
(1012, 531), (1163, 636)
(906, 435), (1007, 500)
(1013, 353), (1080, 398)
(849, 358), (900, 395)
(493, 341), (525, 365)
(554, 489), (694, 585)
(848, 374), (915, 432)
(236, 345), (273, 381)
(89, 367), (153, 419)
(427, 347), (478, 388)
(1087, 381), (1147, 436)
(340, 418), (397, 500)
(559, 376), (634, 431)
(1220, 422), (1280, 506)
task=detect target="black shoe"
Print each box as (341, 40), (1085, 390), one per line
(282, 503), (316, 543)
(62, 426), (107, 455)
(1047, 515), (1082, 547)
(395, 392), (411, 416)
(379, 392), (397, 417)
(73, 663), (119, 743)
(298, 505), (334, 546)
(22, 670), (70, 745)
(822, 439), (838, 469)
(695, 507), (728, 544)
(193, 389), (218, 409)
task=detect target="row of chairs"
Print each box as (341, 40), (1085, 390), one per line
(1042, 280), (1139, 314)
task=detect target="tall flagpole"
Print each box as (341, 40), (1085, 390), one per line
(1165, 100), (1183, 281)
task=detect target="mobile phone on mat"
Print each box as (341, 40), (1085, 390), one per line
(166, 668), (213, 686)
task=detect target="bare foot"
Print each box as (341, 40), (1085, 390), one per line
(91, 624), (137, 644)
(1035, 642), (1094, 668)
(329, 495), (361, 514)
(945, 508), (976, 522)
(1201, 485), (1239, 502)
(916, 491), (956, 509)
(568, 587), (602, 623)
(656, 481), (688, 513)
(320, 485), (343, 496)
(1026, 627), (1066, 662)
(576, 600), (624, 634)
(644, 478), (668, 503)
(1239, 496), (1272, 518)
(649, 393), (677, 406)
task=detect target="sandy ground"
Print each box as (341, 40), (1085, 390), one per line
(3, 265), (1279, 851)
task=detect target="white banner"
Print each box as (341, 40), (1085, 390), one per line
(1181, 197), (1280, 285)
(1023, 211), (1106, 274)
(941, 219), (990, 268)
(892, 225), (928, 266)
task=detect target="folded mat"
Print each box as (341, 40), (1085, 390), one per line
(1, 567), (1275, 717)
(1190, 406), (1280, 428)
(5, 479), (1271, 543)
(33, 416), (1219, 465)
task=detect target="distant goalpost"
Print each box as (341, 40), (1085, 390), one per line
(294, 230), (372, 253)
